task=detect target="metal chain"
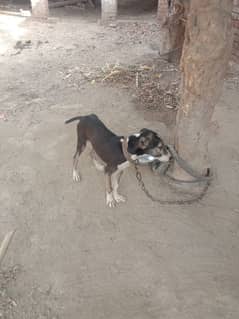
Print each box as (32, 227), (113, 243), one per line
(121, 137), (211, 205)
(134, 163), (210, 205)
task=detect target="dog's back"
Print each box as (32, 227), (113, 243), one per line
(65, 114), (125, 166)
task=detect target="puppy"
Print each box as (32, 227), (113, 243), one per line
(127, 128), (171, 162)
(65, 114), (170, 207)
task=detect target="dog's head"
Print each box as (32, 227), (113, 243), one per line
(127, 128), (171, 162)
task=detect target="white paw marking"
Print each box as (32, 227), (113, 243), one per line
(117, 161), (130, 171)
(73, 169), (81, 182)
(106, 192), (116, 208)
(114, 193), (126, 203)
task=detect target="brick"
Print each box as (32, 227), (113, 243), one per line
(233, 41), (239, 51)
(234, 28), (239, 36)
(232, 48), (239, 56)
(232, 54), (239, 63)
(232, 19), (239, 29)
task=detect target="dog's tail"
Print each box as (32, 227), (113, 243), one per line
(65, 116), (82, 124)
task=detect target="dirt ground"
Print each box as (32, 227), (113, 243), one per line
(0, 6), (239, 319)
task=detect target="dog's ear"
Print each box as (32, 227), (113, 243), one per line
(127, 135), (140, 154)
(140, 128), (148, 134)
(154, 132), (162, 141)
(140, 128), (160, 139)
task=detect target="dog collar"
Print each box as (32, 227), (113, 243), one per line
(121, 138), (136, 163)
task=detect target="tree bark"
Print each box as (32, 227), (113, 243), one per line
(31, 0), (49, 18)
(174, 0), (233, 177)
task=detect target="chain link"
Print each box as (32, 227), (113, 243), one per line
(134, 163), (210, 205)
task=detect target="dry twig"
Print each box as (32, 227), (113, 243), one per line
(0, 230), (16, 266)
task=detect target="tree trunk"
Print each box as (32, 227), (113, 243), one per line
(31, 0), (49, 18)
(174, 0), (233, 177)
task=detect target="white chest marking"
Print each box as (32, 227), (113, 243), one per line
(117, 161), (130, 171)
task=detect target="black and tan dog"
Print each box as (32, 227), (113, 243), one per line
(65, 114), (170, 207)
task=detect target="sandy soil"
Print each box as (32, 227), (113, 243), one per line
(0, 6), (239, 319)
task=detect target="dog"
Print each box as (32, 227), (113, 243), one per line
(65, 114), (171, 207)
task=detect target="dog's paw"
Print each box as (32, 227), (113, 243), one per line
(114, 193), (126, 203)
(131, 154), (138, 161)
(73, 170), (81, 182)
(106, 192), (116, 208)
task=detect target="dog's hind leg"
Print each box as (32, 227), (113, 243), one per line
(72, 149), (81, 182)
(72, 127), (86, 182)
(112, 170), (126, 203)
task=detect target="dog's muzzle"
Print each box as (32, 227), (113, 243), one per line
(121, 138), (170, 165)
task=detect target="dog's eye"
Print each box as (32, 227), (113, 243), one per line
(139, 140), (145, 147)
(139, 137), (149, 148)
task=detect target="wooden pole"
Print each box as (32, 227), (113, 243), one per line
(157, 0), (168, 24)
(159, 1), (189, 63)
(31, 0), (49, 18)
(101, 0), (117, 21)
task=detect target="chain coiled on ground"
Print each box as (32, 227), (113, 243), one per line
(134, 161), (211, 205)
(121, 138), (212, 205)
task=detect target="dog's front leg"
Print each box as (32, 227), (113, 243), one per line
(112, 170), (126, 203)
(105, 173), (116, 208)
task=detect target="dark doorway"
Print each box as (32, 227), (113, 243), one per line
(118, 0), (158, 16)
(0, 0), (31, 11)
